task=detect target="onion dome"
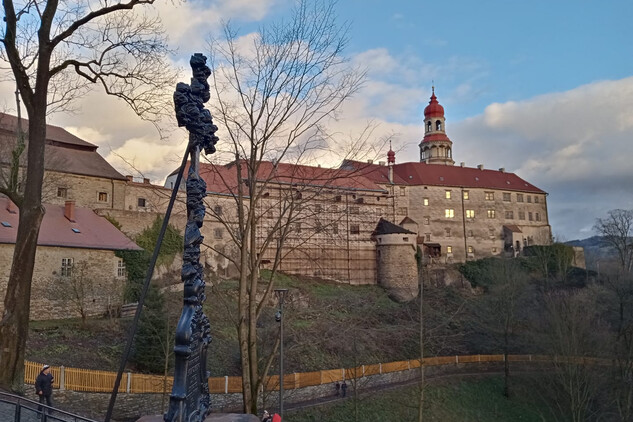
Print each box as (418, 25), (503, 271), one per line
(423, 89), (444, 118)
(387, 146), (395, 164)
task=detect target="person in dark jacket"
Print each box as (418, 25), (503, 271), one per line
(35, 364), (54, 413)
(341, 380), (347, 397)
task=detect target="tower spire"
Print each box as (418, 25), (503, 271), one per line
(418, 87), (454, 165)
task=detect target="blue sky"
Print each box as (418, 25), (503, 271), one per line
(2, 0), (632, 241)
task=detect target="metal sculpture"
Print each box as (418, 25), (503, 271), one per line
(165, 53), (219, 422)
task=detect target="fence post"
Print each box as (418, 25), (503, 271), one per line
(60, 366), (65, 391)
(342, 368), (345, 380)
(529, 354), (532, 362)
(320, 370), (324, 385)
(126, 372), (131, 393)
(294, 373), (298, 389)
(455, 355), (459, 364)
(379, 363), (382, 374)
(477, 355), (481, 362)
(362, 365), (366, 376)
(225, 376), (228, 394)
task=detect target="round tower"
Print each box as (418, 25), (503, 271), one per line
(374, 219), (418, 302)
(418, 87), (455, 165)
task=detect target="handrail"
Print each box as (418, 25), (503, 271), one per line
(0, 390), (98, 421)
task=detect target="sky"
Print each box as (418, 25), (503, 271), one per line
(1, 0), (632, 241)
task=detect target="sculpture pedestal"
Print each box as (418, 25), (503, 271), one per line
(137, 414), (260, 422)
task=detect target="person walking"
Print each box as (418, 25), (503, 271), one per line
(341, 380), (347, 398)
(35, 364), (54, 416)
(335, 381), (340, 397)
(262, 410), (272, 422)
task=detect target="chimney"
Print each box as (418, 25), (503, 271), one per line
(367, 159), (373, 164)
(125, 175), (133, 182)
(143, 178), (150, 184)
(460, 162), (465, 167)
(6, 199), (17, 214)
(499, 167), (505, 173)
(477, 164), (484, 170)
(64, 200), (76, 222)
(378, 161), (386, 166)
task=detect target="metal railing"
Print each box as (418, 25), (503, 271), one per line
(0, 391), (97, 422)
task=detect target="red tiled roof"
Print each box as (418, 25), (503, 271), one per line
(424, 92), (445, 118)
(171, 160), (388, 194)
(343, 160), (545, 194)
(421, 133), (452, 143)
(0, 198), (141, 250)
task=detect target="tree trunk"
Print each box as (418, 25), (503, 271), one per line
(0, 113), (47, 392)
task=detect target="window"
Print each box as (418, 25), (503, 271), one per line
(445, 190), (452, 199)
(331, 205), (339, 213)
(445, 228), (451, 237)
(98, 192), (108, 202)
(446, 246), (453, 254)
(536, 212), (541, 222)
(335, 195), (342, 202)
(485, 192), (494, 201)
(1, 221), (11, 228)
(517, 194), (524, 202)
(117, 259), (126, 278)
(529, 212), (533, 221)
(315, 221), (323, 232)
(400, 187), (406, 196)
(527, 195), (532, 203)
(505, 210), (514, 219)
(468, 230), (474, 237)
(57, 187), (67, 198)
(356, 197), (364, 204)
(427, 121), (432, 132)
(423, 198), (429, 206)
(398, 207), (408, 215)
(492, 247), (498, 254)
(332, 223), (339, 234)
(463, 190), (469, 200)
(445, 209), (455, 218)
(519, 211), (526, 220)
(350, 206), (360, 215)
(425, 233), (431, 242)
(350, 224), (360, 235)
(487, 209), (496, 218)
(424, 216), (430, 225)
(61, 258), (73, 277)
(466, 209), (475, 218)
(503, 192), (511, 202)
(214, 228), (223, 239)
(137, 198), (146, 207)
(489, 228), (496, 239)
(315, 204), (322, 212)
(295, 191), (303, 200)
(267, 211), (273, 219)
(468, 246), (474, 254)
(295, 223), (302, 233)
(71, 228), (81, 233)
(214, 205), (223, 215)
(436, 120), (442, 131)
(534, 196), (540, 204)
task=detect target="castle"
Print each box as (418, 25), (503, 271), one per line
(0, 90), (551, 316)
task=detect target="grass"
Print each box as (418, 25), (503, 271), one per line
(288, 376), (549, 422)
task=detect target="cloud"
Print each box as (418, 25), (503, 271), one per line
(448, 77), (633, 240)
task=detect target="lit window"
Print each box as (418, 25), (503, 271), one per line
(485, 192), (494, 201)
(519, 211), (525, 220)
(57, 187), (67, 198)
(445, 209), (455, 218)
(137, 198), (146, 207)
(505, 211), (514, 219)
(423, 198), (429, 206)
(61, 258), (73, 277)
(463, 191), (469, 200)
(445, 190), (451, 199)
(98, 192), (108, 202)
(446, 246), (453, 254)
(467, 246), (474, 254)
(492, 247), (498, 254)
(214, 228), (223, 239)
(487, 209), (495, 218)
(350, 224), (360, 235)
(466, 209), (475, 218)
(117, 259), (126, 278)
(517, 194), (524, 202)
(503, 193), (511, 202)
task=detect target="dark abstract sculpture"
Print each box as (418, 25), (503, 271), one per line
(165, 53), (219, 422)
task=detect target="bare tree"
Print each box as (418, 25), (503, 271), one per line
(204, 0), (366, 413)
(46, 260), (93, 324)
(595, 209), (633, 273)
(0, 0), (175, 392)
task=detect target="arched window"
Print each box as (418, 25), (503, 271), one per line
(447, 148), (452, 158)
(427, 121), (432, 132)
(436, 120), (442, 131)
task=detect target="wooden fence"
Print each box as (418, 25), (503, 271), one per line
(24, 354), (553, 395)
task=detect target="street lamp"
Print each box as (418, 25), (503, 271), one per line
(274, 288), (289, 419)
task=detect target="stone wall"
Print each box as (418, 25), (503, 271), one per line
(376, 233), (418, 301)
(0, 244), (126, 320)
